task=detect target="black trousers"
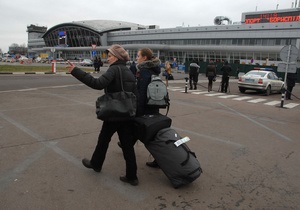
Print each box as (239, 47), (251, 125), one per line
(90, 120), (137, 179)
(189, 72), (199, 87)
(221, 76), (229, 92)
(286, 86), (294, 99)
(207, 76), (214, 91)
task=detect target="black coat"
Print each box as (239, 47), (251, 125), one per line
(287, 72), (297, 87)
(221, 64), (232, 77)
(71, 60), (137, 95)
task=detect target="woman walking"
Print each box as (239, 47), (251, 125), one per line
(66, 44), (139, 186)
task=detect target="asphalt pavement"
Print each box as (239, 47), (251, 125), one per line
(0, 69), (300, 210)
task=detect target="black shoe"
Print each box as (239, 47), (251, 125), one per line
(117, 141), (122, 148)
(146, 161), (160, 168)
(82, 158), (101, 172)
(120, 176), (139, 186)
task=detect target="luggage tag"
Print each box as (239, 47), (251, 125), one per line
(174, 137), (190, 147)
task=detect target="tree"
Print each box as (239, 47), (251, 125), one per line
(9, 43), (27, 55)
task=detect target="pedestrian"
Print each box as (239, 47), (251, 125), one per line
(220, 60), (232, 93)
(118, 48), (161, 168)
(93, 56), (99, 72)
(206, 60), (217, 92)
(163, 61), (172, 86)
(66, 44), (139, 186)
(286, 72), (298, 100)
(96, 56), (103, 72)
(136, 48), (161, 168)
(189, 61), (200, 90)
(129, 61), (137, 78)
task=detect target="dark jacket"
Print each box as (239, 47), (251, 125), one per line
(189, 63), (200, 75)
(206, 64), (216, 77)
(287, 72), (297, 87)
(71, 60), (137, 95)
(136, 57), (161, 116)
(220, 64), (232, 77)
(129, 61), (137, 77)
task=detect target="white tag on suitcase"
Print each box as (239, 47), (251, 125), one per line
(174, 136), (190, 147)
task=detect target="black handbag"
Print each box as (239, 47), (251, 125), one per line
(168, 74), (174, 80)
(96, 67), (137, 121)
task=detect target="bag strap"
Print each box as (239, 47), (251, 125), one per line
(104, 66), (124, 93)
(117, 66), (125, 92)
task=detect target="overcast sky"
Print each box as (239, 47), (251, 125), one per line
(0, 0), (298, 53)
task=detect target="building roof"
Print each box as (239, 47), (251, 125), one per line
(43, 20), (147, 37)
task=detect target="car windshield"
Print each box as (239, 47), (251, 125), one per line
(245, 71), (266, 77)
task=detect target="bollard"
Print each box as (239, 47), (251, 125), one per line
(51, 60), (56, 73)
(280, 87), (286, 108)
(184, 77), (189, 93)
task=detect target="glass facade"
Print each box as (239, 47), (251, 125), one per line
(43, 26), (101, 47)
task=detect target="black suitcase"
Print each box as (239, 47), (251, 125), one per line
(134, 114), (172, 144)
(145, 128), (202, 188)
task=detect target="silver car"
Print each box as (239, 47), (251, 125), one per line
(238, 69), (284, 96)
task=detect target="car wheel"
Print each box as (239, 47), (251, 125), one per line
(265, 85), (271, 96)
(239, 87), (246, 93)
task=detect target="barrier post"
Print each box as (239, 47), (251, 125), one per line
(184, 77), (189, 93)
(52, 60), (56, 73)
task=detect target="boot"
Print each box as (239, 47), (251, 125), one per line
(194, 83), (197, 90)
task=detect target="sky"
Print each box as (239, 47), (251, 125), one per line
(0, 0), (298, 53)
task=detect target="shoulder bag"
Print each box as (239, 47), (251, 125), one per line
(96, 67), (137, 121)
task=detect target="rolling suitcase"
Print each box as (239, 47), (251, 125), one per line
(145, 127), (202, 188)
(134, 114), (172, 144)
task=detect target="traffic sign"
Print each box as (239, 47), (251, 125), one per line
(277, 62), (297, 73)
(280, 45), (298, 62)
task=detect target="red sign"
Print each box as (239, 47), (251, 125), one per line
(245, 11), (300, 24)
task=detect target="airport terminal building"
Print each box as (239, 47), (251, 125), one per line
(28, 7), (300, 67)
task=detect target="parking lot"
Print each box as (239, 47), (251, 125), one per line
(0, 72), (299, 209)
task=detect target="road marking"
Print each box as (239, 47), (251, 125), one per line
(218, 95), (239, 99)
(170, 88), (184, 91)
(191, 91), (208, 95)
(205, 93), (225, 97)
(284, 103), (300, 109)
(233, 96), (253, 101)
(248, 98), (267, 103)
(180, 89), (202, 93)
(264, 101), (281, 106)
(169, 86), (299, 109)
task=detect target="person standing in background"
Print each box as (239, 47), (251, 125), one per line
(206, 60), (217, 92)
(129, 61), (137, 78)
(189, 61), (200, 90)
(286, 72), (297, 100)
(93, 56), (99, 72)
(96, 56), (103, 72)
(220, 60), (232, 93)
(164, 61), (172, 87)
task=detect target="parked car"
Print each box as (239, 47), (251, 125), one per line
(80, 59), (93, 66)
(18, 55), (28, 61)
(4, 55), (14, 63)
(238, 68), (284, 96)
